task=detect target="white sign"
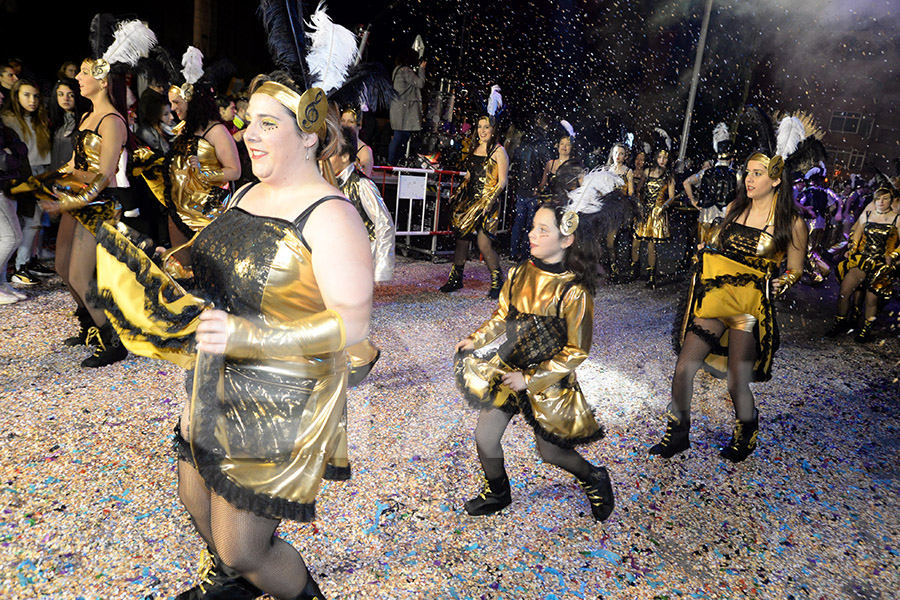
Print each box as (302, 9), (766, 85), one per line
(398, 174), (427, 200)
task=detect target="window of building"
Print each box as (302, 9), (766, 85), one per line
(829, 111), (873, 137)
(826, 145), (866, 170)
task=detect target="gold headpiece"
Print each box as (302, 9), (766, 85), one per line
(559, 211), (579, 236)
(89, 59), (110, 80)
(748, 152), (785, 181)
(255, 81), (328, 138)
(169, 83), (194, 102)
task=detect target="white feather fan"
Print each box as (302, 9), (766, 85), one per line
(101, 20), (157, 67)
(306, 4), (359, 94)
(775, 116), (805, 157)
(181, 46), (204, 85)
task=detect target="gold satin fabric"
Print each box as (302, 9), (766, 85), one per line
(634, 175), (670, 240)
(68, 130), (119, 233)
(456, 262), (600, 442)
(450, 154), (503, 238)
(837, 218), (899, 300)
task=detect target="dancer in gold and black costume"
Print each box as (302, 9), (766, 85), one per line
(92, 5), (371, 599)
(18, 16), (156, 367)
(454, 183), (617, 522)
(629, 147), (675, 288)
(139, 46), (240, 267)
(827, 181), (898, 342)
(440, 88), (509, 298)
(650, 110), (821, 463)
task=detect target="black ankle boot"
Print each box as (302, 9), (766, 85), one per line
(645, 265), (657, 289)
(488, 269), (504, 299)
(464, 472), (511, 516)
(649, 408), (691, 458)
(720, 412), (759, 463)
(64, 306), (94, 347)
(288, 569), (326, 600)
(81, 323), (128, 368)
(175, 549), (262, 600)
(824, 314), (851, 338)
(855, 318), (875, 343)
(577, 465), (615, 522)
(439, 264), (464, 293)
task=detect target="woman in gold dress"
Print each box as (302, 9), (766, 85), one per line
(630, 148), (675, 288)
(650, 147), (808, 463)
(454, 197), (614, 522)
(826, 184), (898, 342)
(439, 114), (509, 298)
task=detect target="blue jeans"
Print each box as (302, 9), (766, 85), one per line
(509, 193), (537, 260)
(388, 130), (413, 165)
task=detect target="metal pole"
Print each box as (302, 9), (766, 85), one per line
(678, 0), (715, 163)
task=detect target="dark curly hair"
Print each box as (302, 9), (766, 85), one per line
(540, 200), (602, 294)
(181, 81), (222, 137)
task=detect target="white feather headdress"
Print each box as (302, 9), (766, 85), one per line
(181, 46), (204, 85)
(487, 85), (503, 117)
(566, 169), (623, 215)
(653, 127), (672, 151)
(712, 122), (729, 152)
(306, 4), (358, 94)
(101, 20), (157, 67)
(560, 119), (575, 139)
(775, 116), (805, 157)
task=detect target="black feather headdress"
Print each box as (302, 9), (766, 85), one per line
(89, 13), (119, 60)
(738, 106), (826, 181)
(258, 0), (309, 86)
(329, 61), (395, 112)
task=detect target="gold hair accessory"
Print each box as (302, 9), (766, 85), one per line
(559, 210), (579, 236)
(255, 81), (327, 138)
(748, 152), (784, 181)
(169, 83), (194, 102)
(90, 59), (110, 80)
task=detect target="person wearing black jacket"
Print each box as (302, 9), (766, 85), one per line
(508, 113), (552, 261)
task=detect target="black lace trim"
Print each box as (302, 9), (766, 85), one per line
(515, 388), (605, 449)
(88, 224), (205, 351)
(323, 464), (352, 481)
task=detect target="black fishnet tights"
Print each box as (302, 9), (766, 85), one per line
(474, 408), (593, 482)
(672, 318), (758, 422)
(178, 460), (309, 599)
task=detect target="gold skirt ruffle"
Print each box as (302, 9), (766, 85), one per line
(454, 351), (603, 448)
(837, 253), (896, 301)
(634, 203), (669, 240)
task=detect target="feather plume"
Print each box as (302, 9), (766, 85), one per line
(306, 4), (359, 94)
(258, 0), (307, 84)
(625, 132), (634, 149)
(653, 127), (671, 151)
(783, 136), (827, 175)
(775, 116), (805, 157)
(151, 46), (182, 84)
(712, 122), (729, 152)
(487, 85), (503, 117)
(560, 119), (575, 139)
(870, 169), (895, 194)
(566, 168), (623, 215)
(202, 57), (236, 88)
(101, 20), (157, 66)
(89, 13), (118, 60)
(181, 46), (204, 85)
(328, 61), (395, 111)
(741, 106), (776, 156)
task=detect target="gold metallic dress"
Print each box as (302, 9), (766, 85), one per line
(449, 150), (503, 240)
(454, 259), (604, 448)
(141, 127), (229, 239)
(93, 190), (352, 521)
(676, 220), (785, 382)
(55, 114), (125, 235)
(836, 212), (899, 301)
(634, 174), (670, 240)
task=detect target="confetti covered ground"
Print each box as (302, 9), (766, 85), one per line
(1, 257), (899, 600)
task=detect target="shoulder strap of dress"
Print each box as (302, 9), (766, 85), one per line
(291, 195), (350, 231)
(95, 112), (126, 133)
(226, 182), (258, 209)
(200, 122), (220, 138)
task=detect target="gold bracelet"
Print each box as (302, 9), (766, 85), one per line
(772, 269), (801, 298)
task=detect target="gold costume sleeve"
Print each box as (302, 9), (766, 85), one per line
(359, 177), (396, 282)
(524, 285), (593, 394)
(226, 309), (347, 359)
(467, 266), (516, 348)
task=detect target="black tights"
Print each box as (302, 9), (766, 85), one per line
(836, 268), (878, 320)
(474, 408), (593, 482)
(177, 458), (309, 599)
(671, 318), (758, 422)
(452, 231), (500, 272)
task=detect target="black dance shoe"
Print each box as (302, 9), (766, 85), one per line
(824, 314), (851, 338)
(720, 412), (759, 463)
(81, 323), (128, 368)
(488, 269), (505, 299)
(175, 549), (262, 600)
(464, 472), (511, 516)
(855, 318), (875, 343)
(64, 306), (95, 347)
(439, 264), (464, 293)
(649, 409), (691, 458)
(577, 465), (615, 522)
